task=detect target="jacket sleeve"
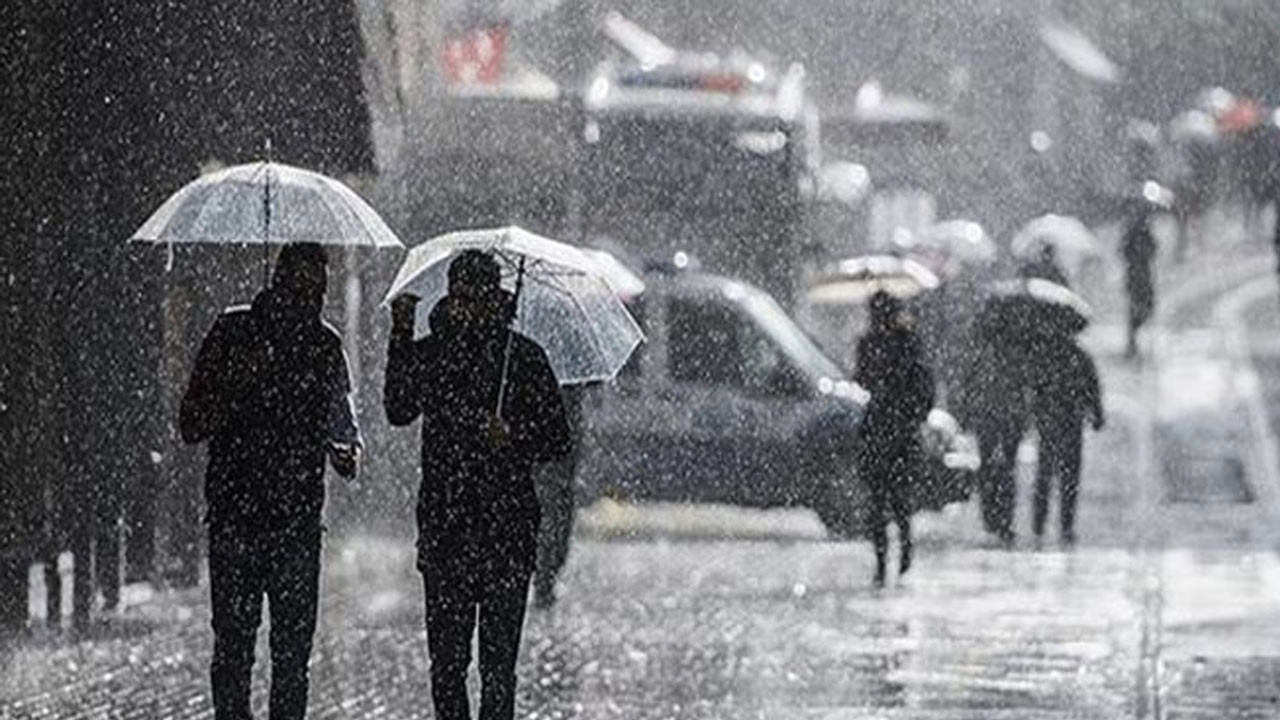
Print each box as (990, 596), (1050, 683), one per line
(1082, 350), (1104, 425)
(513, 342), (572, 464)
(180, 316), (229, 444)
(912, 356), (937, 422)
(851, 337), (872, 389)
(328, 338), (363, 447)
(383, 314), (425, 426)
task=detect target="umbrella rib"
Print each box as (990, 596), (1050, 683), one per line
(311, 179), (358, 243)
(322, 177), (380, 245)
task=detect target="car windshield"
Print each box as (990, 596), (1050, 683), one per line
(733, 286), (846, 383)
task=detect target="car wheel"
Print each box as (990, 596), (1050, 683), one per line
(813, 467), (869, 540)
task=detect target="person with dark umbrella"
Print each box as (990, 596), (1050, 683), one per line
(384, 250), (571, 720)
(180, 243), (362, 720)
(1030, 334), (1104, 546)
(853, 291), (935, 587)
(1121, 211), (1158, 358)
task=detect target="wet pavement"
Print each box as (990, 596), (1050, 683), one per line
(4, 223), (1280, 719)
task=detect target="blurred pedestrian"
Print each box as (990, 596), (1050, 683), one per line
(180, 243), (362, 720)
(533, 383), (588, 609)
(955, 332), (1033, 546)
(1121, 212), (1158, 358)
(1019, 244), (1070, 287)
(384, 250), (571, 720)
(853, 291), (935, 587)
(1030, 335), (1105, 546)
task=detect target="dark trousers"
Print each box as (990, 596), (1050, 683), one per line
(423, 564), (530, 720)
(1033, 425), (1083, 538)
(978, 428), (1023, 538)
(861, 439), (916, 571)
(208, 528), (321, 720)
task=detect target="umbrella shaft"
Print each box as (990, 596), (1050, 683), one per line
(495, 256), (527, 418)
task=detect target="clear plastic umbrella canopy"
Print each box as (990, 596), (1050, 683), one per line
(131, 161), (403, 248)
(384, 226), (645, 385)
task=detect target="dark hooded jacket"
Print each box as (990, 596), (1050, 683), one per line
(384, 295), (571, 577)
(180, 287), (360, 535)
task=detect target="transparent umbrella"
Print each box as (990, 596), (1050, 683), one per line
(1009, 214), (1100, 264)
(131, 160), (403, 276)
(384, 226), (645, 387)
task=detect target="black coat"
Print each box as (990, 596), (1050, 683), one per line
(384, 295), (572, 578)
(180, 288), (360, 535)
(854, 327), (935, 450)
(955, 337), (1033, 438)
(1031, 337), (1104, 432)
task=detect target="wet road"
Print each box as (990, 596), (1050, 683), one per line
(4, 234), (1280, 719)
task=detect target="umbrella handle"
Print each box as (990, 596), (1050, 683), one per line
(495, 256), (526, 419)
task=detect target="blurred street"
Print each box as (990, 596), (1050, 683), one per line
(5, 223), (1280, 720)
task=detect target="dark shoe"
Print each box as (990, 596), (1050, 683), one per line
(898, 542), (912, 577)
(1062, 529), (1076, 547)
(997, 528), (1016, 549)
(873, 556), (887, 588)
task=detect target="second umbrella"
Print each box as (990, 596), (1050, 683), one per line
(384, 226), (645, 386)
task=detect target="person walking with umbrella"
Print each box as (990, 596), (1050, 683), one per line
(384, 250), (572, 720)
(180, 243), (362, 720)
(955, 334), (1032, 546)
(853, 291), (936, 587)
(962, 278), (1092, 545)
(1029, 333), (1105, 547)
(1121, 209), (1158, 358)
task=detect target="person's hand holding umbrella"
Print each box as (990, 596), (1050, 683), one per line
(328, 442), (361, 479)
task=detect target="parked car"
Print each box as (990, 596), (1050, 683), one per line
(576, 266), (976, 537)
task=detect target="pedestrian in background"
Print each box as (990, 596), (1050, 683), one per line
(853, 291), (935, 587)
(384, 250), (571, 720)
(533, 382), (588, 609)
(1121, 211), (1158, 358)
(181, 243), (362, 720)
(956, 332), (1033, 547)
(1030, 335), (1104, 547)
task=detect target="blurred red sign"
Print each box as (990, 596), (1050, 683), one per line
(441, 25), (507, 86)
(1217, 98), (1263, 134)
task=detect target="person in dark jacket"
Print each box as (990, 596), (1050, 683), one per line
(384, 250), (571, 720)
(1031, 335), (1104, 546)
(955, 325), (1033, 546)
(1121, 213), (1158, 358)
(180, 242), (361, 720)
(853, 291), (935, 587)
